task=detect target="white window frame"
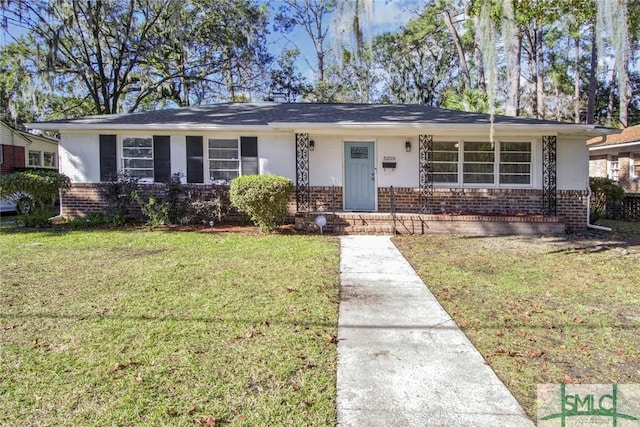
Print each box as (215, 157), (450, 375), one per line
(462, 140), (496, 185)
(499, 140), (533, 186)
(28, 150), (42, 167)
(432, 139), (535, 189)
(43, 151), (56, 168)
(432, 141), (460, 185)
(0, 144), (3, 164)
(631, 155), (639, 179)
(608, 155), (619, 181)
(121, 136), (154, 182)
(208, 138), (240, 183)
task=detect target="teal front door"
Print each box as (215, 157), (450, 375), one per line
(344, 142), (375, 211)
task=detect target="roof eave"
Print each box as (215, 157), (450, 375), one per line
(269, 122), (606, 136)
(26, 123), (272, 132)
(589, 140), (640, 151)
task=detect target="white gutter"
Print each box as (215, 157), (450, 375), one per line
(586, 180), (612, 232)
(588, 140), (640, 151)
(25, 123), (272, 132)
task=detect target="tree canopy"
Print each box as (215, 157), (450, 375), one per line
(1, 0), (637, 128)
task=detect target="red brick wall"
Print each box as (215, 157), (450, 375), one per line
(0, 145), (25, 175)
(63, 183), (589, 230)
(303, 186), (588, 231)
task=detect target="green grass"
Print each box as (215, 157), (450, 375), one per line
(393, 221), (640, 419)
(0, 229), (340, 426)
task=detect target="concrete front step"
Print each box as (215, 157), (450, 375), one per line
(294, 212), (566, 236)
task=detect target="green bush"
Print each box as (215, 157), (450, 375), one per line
(0, 169), (71, 227)
(589, 177), (625, 223)
(229, 175), (294, 232)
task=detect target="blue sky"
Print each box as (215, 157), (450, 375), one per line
(1, 0), (421, 81)
(267, 0), (420, 79)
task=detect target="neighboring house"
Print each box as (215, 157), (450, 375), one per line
(1, 121), (60, 213)
(588, 125), (640, 193)
(1, 121), (59, 174)
(28, 103), (614, 231)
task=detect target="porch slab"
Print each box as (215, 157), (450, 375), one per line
(294, 212), (565, 236)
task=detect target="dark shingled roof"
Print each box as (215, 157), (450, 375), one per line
(32, 102), (598, 128)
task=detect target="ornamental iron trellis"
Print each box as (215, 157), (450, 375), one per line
(419, 134), (434, 214)
(295, 133), (310, 211)
(542, 135), (557, 215)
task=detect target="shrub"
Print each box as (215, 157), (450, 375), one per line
(0, 169), (71, 227)
(229, 175), (294, 232)
(183, 189), (227, 225)
(589, 177), (625, 223)
(99, 175), (140, 222)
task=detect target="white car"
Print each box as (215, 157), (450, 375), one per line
(0, 195), (33, 214)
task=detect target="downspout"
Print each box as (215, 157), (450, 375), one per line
(586, 179), (612, 232)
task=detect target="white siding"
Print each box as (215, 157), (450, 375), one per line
(309, 135), (344, 186)
(0, 123), (12, 146)
(377, 137), (419, 188)
(171, 135), (187, 182)
(60, 133), (101, 183)
(557, 136), (588, 190)
(258, 133), (295, 180)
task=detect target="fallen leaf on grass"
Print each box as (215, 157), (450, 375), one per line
(526, 349), (544, 358)
(286, 286), (296, 292)
(195, 415), (217, 427)
(563, 374), (575, 384)
(187, 406), (197, 415)
(135, 372), (142, 383)
(325, 334), (338, 344)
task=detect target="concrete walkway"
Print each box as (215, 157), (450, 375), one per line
(336, 236), (535, 427)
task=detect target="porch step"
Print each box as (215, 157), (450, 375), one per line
(294, 212), (565, 236)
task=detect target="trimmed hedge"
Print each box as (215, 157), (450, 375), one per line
(229, 175), (294, 232)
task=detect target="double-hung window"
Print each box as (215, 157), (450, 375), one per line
(432, 141), (459, 183)
(499, 142), (531, 185)
(28, 150), (41, 167)
(122, 137), (154, 180)
(463, 141), (495, 184)
(207, 137), (259, 182)
(209, 139), (240, 182)
(43, 152), (56, 168)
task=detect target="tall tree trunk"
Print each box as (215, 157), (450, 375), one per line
(442, 9), (471, 90)
(619, 62), (629, 128)
(535, 24), (544, 119)
(574, 36), (580, 123)
(587, 27), (597, 124)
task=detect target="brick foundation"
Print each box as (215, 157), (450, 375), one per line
(304, 186), (588, 231)
(63, 183), (588, 231)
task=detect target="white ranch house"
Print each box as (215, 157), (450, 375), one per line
(29, 103), (613, 234)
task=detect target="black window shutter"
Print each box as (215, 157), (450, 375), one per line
(186, 136), (204, 183)
(153, 135), (171, 182)
(241, 136), (258, 157)
(99, 134), (117, 181)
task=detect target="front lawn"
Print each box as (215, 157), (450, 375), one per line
(394, 221), (640, 419)
(0, 229), (340, 426)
